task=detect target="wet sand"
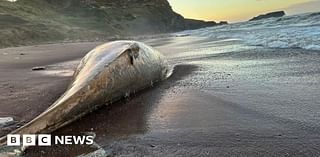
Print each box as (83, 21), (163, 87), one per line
(1, 37), (320, 156)
(0, 42), (101, 134)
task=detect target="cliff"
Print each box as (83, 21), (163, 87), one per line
(249, 11), (285, 21)
(0, 0), (218, 48)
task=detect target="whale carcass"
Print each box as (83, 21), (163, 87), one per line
(0, 40), (171, 145)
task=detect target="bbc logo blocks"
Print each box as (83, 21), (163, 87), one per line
(7, 134), (20, 146)
(38, 134), (51, 146)
(7, 134), (51, 146)
(22, 134), (36, 146)
(6, 134), (94, 146)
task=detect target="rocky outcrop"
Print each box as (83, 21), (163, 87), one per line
(249, 11), (285, 21)
(184, 19), (217, 30)
(218, 21), (228, 25)
(0, 0), (223, 48)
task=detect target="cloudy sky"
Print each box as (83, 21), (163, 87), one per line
(168, 0), (320, 22)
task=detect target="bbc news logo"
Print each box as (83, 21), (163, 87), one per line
(7, 134), (94, 146)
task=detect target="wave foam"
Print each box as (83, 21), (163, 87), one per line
(174, 12), (320, 51)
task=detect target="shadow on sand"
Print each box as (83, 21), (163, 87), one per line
(25, 64), (198, 157)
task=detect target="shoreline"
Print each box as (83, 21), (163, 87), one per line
(0, 32), (181, 50)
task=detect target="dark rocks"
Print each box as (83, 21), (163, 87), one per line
(149, 144), (156, 147)
(183, 19), (228, 30)
(249, 11), (285, 21)
(184, 19), (217, 30)
(218, 21), (228, 25)
(310, 12), (320, 17)
(31, 66), (46, 71)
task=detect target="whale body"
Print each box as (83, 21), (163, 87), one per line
(0, 41), (171, 146)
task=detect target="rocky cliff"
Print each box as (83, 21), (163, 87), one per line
(249, 11), (285, 21)
(0, 0), (218, 48)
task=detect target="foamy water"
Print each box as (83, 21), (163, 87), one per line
(175, 12), (320, 51)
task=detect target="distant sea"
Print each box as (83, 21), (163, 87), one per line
(175, 12), (320, 51)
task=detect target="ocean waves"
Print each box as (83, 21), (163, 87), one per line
(174, 12), (320, 51)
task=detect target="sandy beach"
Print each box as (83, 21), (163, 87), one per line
(0, 42), (102, 126)
(0, 34), (319, 156)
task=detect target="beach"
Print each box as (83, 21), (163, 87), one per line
(0, 33), (319, 156)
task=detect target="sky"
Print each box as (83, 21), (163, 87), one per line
(168, 0), (320, 22)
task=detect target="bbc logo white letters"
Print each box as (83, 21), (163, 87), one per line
(23, 134), (36, 146)
(38, 134), (51, 146)
(7, 134), (52, 146)
(7, 134), (20, 146)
